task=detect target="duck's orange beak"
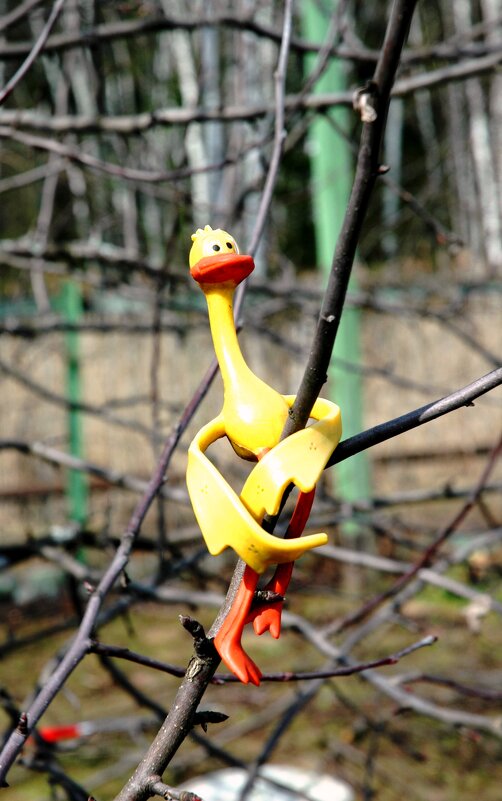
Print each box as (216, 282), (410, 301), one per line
(190, 253), (255, 286)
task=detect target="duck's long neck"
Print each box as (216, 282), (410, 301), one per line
(204, 286), (253, 390)
(203, 283), (289, 458)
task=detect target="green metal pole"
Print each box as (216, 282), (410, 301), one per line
(302, 2), (370, 520)
(61, 280), (88, 525)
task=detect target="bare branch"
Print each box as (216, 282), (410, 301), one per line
(0, 355), (165, 441)
(0, 0), (66, 107)
(0, 53), (499, 135)
(329, 367), (502, 467)
(0, 125), (238, 184)
(0, 356), (217, 781)
(283, 0), (418, 435)
(0, 0), (46, 35)
(0, 438), (186, 502)
(334, 434), (502, 631)
(0, 9), (498, 65)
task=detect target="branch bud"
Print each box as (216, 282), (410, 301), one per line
(352, 83), (378, 122)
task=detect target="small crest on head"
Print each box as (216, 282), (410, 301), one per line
(191, 224), (214, 243)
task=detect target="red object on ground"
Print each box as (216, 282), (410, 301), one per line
(38, 724), (82, 743)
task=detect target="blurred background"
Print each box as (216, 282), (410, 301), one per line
(0, 1), (501, 800)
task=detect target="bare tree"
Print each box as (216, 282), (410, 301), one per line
(0, 1), (501, 800)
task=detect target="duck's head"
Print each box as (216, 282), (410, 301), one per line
(189, 225), (254, 287)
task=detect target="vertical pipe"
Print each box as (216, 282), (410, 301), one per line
(302, 1), (370, 525)
(61, 280), (88, 525)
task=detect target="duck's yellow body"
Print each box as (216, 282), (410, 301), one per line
(186, 226), (341, 573)
(188, 394), (340, 573)
(186, 226), (342, 682)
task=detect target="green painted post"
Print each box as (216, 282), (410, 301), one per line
(61, 280), (88, 525)
(302, 2), (371, 523)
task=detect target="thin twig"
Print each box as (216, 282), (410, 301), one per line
(0, 0), (66, 106)
(0, 0), (46, 35)
(0, 438), (186, 502)
(0, 125), (238, 184)
(90, 634), (436, 684)
(112, 5), (296, 798)
(0, 10), (498, 64)
(0, 358), (217, 783)
(284, 0), (418, 436)
(328, 366), (502, 467)
(245, 0), (293, 258)
(333, 433), (502, 632)
(0, 355), (166, 441)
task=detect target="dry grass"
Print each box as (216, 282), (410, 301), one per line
(2, 564), (502, 801)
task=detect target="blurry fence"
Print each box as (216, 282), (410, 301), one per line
(1, 272), (500, 542)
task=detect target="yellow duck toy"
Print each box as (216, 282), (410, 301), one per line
(187, 225), (342, 684)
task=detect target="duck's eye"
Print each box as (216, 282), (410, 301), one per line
(212, 244), (221, 252)
(226, 242), (233, 250)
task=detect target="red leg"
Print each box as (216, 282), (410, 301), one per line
(247, 488), (316, 638)
(213, 565), (262, 685)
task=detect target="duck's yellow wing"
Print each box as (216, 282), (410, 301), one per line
(240, 396), (342, 519)
(186, 417), (327, 574)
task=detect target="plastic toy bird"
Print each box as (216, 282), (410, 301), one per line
(187, 225), (342, 684)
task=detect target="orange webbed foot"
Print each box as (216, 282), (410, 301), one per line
(246, 561), (293, 639)
(214, 491), (317, 682)
(213, 565), (263, 685)
(250, 602), (283, 639)
(247, 489), (316, 639)
(215, 628), (263, 686)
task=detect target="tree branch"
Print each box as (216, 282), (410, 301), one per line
(283, 0), (417, 436)
(328, 366), (502, 467)
(0, 0), (66, 106)
(0, 355), (217, 784)
(0, 51), (500, 133)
